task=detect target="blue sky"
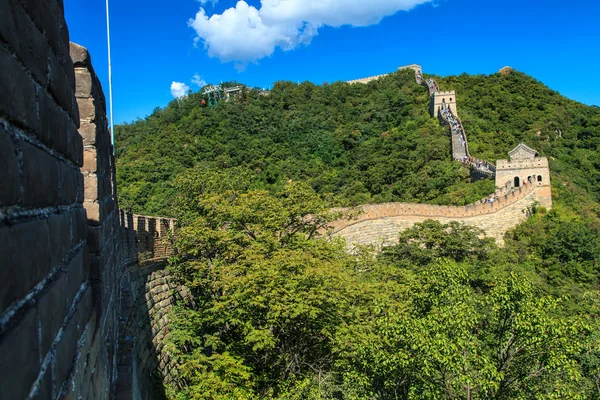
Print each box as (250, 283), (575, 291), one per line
(64, 0), (600, 125)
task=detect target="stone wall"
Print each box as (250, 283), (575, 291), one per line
(129, 215), (176, 262)
(432, 90), (458, 116)
(0, 2), (178, 398)
(330, 183), (542, 248)
(346, 73), (390, 85)
(0, 0), (91, 398)
(495, 157), (552, 208)
(119, 263), (190, 400)
(0, 1), (554, 395)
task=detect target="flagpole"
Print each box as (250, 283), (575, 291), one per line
(105, 0), (115, 153)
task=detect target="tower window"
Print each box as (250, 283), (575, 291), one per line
(537, 175), (543, 182)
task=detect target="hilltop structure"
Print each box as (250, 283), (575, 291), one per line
(0, 3), (552, 398)
(495, 143), (552, 208)
(346, 64), (423, 84)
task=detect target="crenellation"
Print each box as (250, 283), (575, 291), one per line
(0, 0), (556, 394)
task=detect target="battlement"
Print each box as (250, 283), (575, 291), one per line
(346, 73), (389, 84)
(433, 90), (458, 116)
(496, 157), (549, 170)
(398, 64), (422, 72)
(329, 182), (544, 249)
(329, 183), (535, 232)
(347, 64), (422, 84)
(0, 2), (555, 394)
(120, 212), (176, 262)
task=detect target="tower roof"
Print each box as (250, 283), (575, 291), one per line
(508, 143), (537, 160)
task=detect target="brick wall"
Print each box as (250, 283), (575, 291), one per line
(0, 1), (175, 397)
(0, 0), (94, 398)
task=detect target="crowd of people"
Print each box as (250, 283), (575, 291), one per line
(422, 76), (496, 177)
(440, 107), (497, 174)
(440, 107), (466, 142)
(458, 156), (496, 174)
(426, 78), (439, 95)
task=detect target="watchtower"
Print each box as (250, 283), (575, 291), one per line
(432, 90), (458, 117)
(495, 143), (552, 208)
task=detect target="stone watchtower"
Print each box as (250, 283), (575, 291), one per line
(495, 143), (552, 209)
(432, 91), (458, 117)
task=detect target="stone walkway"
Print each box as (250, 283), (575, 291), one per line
(419, 73), (496, 178)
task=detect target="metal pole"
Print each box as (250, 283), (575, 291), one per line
(105, 0), (115, 152)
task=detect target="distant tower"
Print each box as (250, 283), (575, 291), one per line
(432, 90), (458, 117)
(495, 143), (552, 208)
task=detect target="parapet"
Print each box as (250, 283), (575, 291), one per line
(347, 74), (389, 84)
(496, 157), (549, 170)
(328, 182), (537, 234)
(435, 90), (456, 97)
(398, 64), (422, 71)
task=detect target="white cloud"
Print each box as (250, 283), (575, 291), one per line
(189, 0), (432, 70)
(171, 81), (190, 98)
(192, 73), (207, 87)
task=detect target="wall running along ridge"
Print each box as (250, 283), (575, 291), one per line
(329, 183), (542, 249)
(0, 2), (553, 398)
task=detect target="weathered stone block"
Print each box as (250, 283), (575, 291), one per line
(0, 0), (47, 83)
(47, 212), (71, 267)
(0, 308), (40, 400)
(54, 286), (92, 395)
(48, 48), (77, 119)
(0, 127), (19, 206)
(77, 97), (95, 121)
(65, 250), (87, 309)
(38, 90), (69, 155)
(82, 148), (97, 173)
(74, 68), (93, 98)
(0, 45), (38, 132)
(84, 200), (101, 225)
(38, 271), (68, 357)
(84, 173), (99, 201)
(59, 161), (78, 205)
(21, 141), (60, 207)
(0, 219), (50, 314)
(17, 0), (68, 70)
(69, 42), (90, 67)
(79, 121), (97, 146)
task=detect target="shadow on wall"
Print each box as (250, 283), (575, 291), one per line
(115, 211), (186, 400)
(118, 261), (192, 400)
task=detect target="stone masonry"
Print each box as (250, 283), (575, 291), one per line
(0, 2), (179, 398)
(0, 0), (554, 397)
(330, 182), (542, 249)
(0, 0), (88, 398)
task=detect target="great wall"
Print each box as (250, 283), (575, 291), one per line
(0, 2), (552, 399)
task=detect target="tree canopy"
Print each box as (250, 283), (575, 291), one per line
(163, 174), (599, 399)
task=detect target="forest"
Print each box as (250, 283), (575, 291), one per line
(114, 69), (600, 217)
(113, 69), (600, 399)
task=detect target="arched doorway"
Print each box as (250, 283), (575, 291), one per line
(537, 175), (543, 183)
(514, 177), (520, 187)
